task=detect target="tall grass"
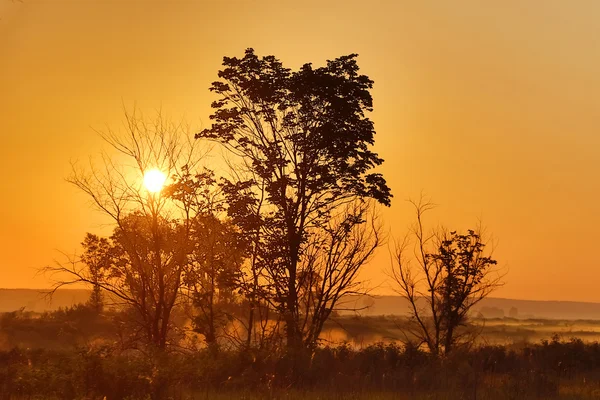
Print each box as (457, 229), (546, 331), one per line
(3, 337), (600, 399)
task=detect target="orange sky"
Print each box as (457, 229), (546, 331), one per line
(0, 1), (599, 301)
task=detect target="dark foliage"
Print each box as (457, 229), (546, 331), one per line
(197, 48), (391, 353)
(2, 336), (600, 399)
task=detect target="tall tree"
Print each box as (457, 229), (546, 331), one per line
(48, 111), (210, 350)
(197, 49), (391, 352)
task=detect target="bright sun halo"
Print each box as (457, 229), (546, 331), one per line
(143, 169), (167, 193)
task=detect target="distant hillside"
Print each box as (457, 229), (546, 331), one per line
(2, 289), (600, 320)
(341, 295), (600, 320)
(0, 289), (90, 312)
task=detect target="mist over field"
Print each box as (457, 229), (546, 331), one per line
(5, 289), (600, 320)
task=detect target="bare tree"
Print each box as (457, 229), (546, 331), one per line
(46, 110), (209, 350)
(391, 197), (503, 356)
(298, 201), (382, 351)
(225, 197), (383, 353)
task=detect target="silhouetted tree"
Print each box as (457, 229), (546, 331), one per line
(47, 111), (210, 350)
(80, 233), (111, 313)
(391, 197), (502, 356)
(190, 215), (246, 348)
(197, 49), (391, 353)
(165, 165), (251, 350)
(221, 179), (280, 350)
(297, 201), (382, 351)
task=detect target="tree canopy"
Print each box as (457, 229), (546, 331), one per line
(197, 48), (391, 353)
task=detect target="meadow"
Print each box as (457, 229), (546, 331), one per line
(3, 306), (600, 399)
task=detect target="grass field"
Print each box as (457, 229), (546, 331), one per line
(5, 309), (600, 399)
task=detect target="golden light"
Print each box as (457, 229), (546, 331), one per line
(143, 169), (167, 193)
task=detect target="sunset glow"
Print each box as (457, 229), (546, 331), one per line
(2, 1), (600, 396)
(143, 169), (167, 193)
(1, 1), (600, 301)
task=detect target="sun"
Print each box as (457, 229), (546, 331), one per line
(143, 169), (167, 193)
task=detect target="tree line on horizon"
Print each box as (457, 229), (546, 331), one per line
(47, 48), (501, 361)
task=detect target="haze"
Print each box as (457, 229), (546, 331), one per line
(0, 1), (599, 301)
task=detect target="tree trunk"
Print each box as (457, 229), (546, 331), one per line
(286, 245), (301, 352)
